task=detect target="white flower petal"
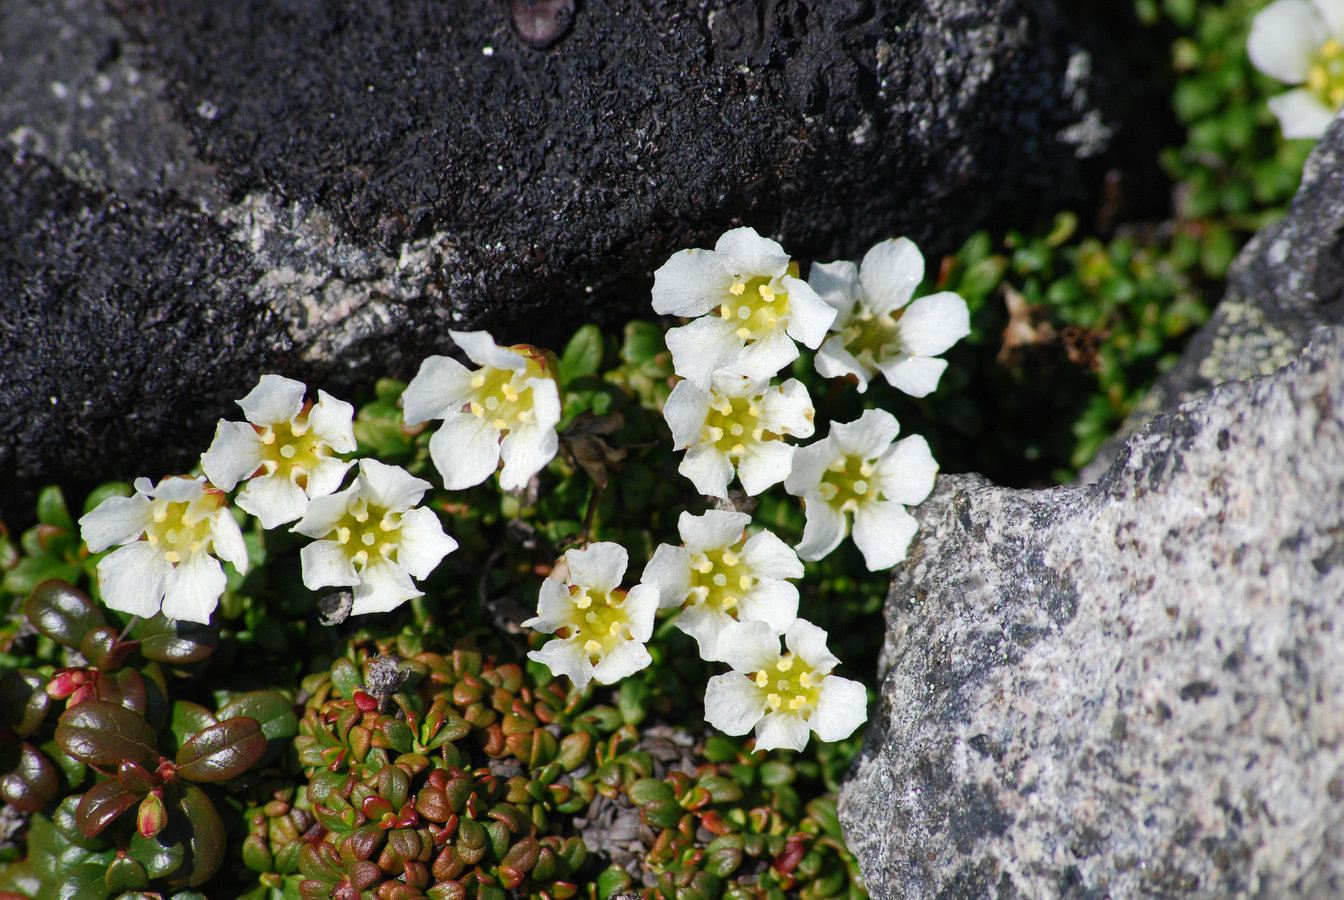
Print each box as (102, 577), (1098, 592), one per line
(592, 640), (653, 684)
(1248, 0), (1326, 83)
(704, 672), (766, 735)
(807, 259), (861, 313)
(740, 529), (804, 580)
(429, 412), (502, 491)
(80, 494), (152, 553)
(795, 501), (849, 562)
(784, 442), (831, 496)
(640, 544), (692, 609)
(810, 676), (868, 742)
(499, 423), (558, 490)
(160, 553), (226, 625)
(718, 620), (783, 674)
(815, 335), (872, 391)
(622, 583), (662, 642)
(736, 579), (798, 634)
(299, 540), (359, 590)
(358, 460), (429, 512)
(1268, 88), (1338, 138)
(1315, 0), (1344, 37)
(199, 421), (264, 491)
(451, 330), (528, 372)
(305, 457), (356, 499)
(714, 227), (789, 276)
(525, 578), (576, 632)
(679, 444), (735, 499)
(395, 507), (457, 579)
(208, 510), (249, 573)
(565, 542), (628, 594)
(149, 476), (209, 504)
(737, 441), (796, 496)
(681, 509), (750, 551)
(236, 473), (310, 529)
(754, 711), (811, 752)
(727, 328), (799, 383)
(528, 374), (563, 430)
(785, 619), (839, 672)
(881, 434), (939, 506)
(292, 491), (350, 539)
(878, 355), (949, 398)
(666, 317), (745, 389)
(852, 501), (919, 571)
(351, 559), (421, 614)
(529, 639), (594, 689)
(237, 374), (306, 426)
(401, 355), (473, 425)
(663, 380), (710, 450)
(97, 543), (169, 618)
(652, 248), (733, 316)
(764, 378), (815, 438)
(859, 237), (924, 314)
(897, 292), (971, 357)
(834, 409), (901, 459)
(676, 604), (733, 660)
(780, 275), (837, 348)
(310, 391), (357, 453)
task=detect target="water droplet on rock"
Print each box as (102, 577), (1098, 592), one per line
(510, 0), (575, 49)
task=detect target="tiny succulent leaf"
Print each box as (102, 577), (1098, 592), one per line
(23, 579), (106, 650)
(175, 718), (267, 782)
(55, 699), (158, 770)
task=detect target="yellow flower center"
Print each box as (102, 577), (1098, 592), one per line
(700, 394), (777, 460)
(753, 652), (824, 714)
(255, 410), (334, 490)
(817, 454), (878, 513)
(143, 490), (224, 565)
(716, 262), (799, 342)
(687, 543), (755, 614)
(840, 307), (905, 370)
(1307, 39), (1344, 110)
(465, 356), (549, 434)
(326, 498), (403, 572)
(565, 585), (634, 662)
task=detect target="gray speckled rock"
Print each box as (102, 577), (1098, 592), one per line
(0, 0), (1126, 522)
(839, 325), (1344, 897)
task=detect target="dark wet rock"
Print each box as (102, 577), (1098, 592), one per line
(839, 122), (1344, 898)
(1, 0), (1122, 520)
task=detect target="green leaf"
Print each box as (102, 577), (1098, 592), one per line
(559, 324), (604, 387)
(37, 486), (75, 531)
(75, 779), (140, 838)
(0, 741), (59, 812)
(175, 717), (266, 782)
(23, 580), (106, 649)
(168, 702), (219, 753)
(0, 668), (51, 737)
(129, 782), (226, 888)
(55, 700), (157, 770)
(50, 863), (114, 900)
(136, 616), (220, 664)
(627, 777), (674, 807)
(216, 691), (298, 765)
(3, 557), (84, 597)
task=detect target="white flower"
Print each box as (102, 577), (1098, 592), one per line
(401, 330), (562, 491)
(1248, 0), (1344, 138)
(200, 374), (356, 528)
(292, 459), (458, 615)
(652, 227), (836, 388)
(523, 542), (660, 689)
(811, 238), (970, 397)
(704, 619), (867, 752)
(78, 476), (248, 625)
(642, 510), (802, 662)
(664, 369), (815, 499)
(784, 409), (937, 571)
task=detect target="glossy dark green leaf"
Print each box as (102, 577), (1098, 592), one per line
(55, 700), (157, 769)
(136, 616), (220, 664)
(0, 741), (59, 812)
(75, 779), (140, 838)
(23, 580), (106, 649)
(0, 668), (50, 737)
(117, 760), (160, 796)
(216, 691), (298, 765)
(104, 855), (150, 893)
(80, 626), (134, 670)
(95, 667), (147, 715)
(167, 701), (218, 753)
(129, 783), (225, 888)
(175, 717), (266, 782)
(50, 863), (114, 900)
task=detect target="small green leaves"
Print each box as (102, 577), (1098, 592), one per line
(136, 616), (220, 664)
(56, 700), (158, 770)
(75, 779), (140, 839)
(175, 718), (267, 782)
(558, 324), (605, 388)
(0, 740), (60, 812)
(24, 580), (106, 650)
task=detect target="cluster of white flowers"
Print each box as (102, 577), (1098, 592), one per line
(1249, 0), (1344, 139)
(524, 226), (969, 753)
(80, 330), (565, 626)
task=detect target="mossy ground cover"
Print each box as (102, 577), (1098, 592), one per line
(0, 2), (1319, 898)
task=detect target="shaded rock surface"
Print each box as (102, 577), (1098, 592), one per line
(840, 124), (1344, 899)
(0, 0), (1124, 520)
